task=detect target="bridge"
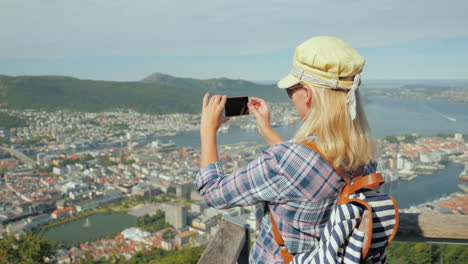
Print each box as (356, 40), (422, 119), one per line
(0, 145), (36, 167)
(198, 213), (468, 264)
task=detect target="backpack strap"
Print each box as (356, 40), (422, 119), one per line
(339, 174), (384, 204)
(300, 140), (384, 204)
(269, 212), (295, 263)
(300, 140), (351, 184)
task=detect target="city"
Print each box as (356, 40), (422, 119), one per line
(0, 104), (467, 263)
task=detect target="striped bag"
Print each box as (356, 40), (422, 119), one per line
(291, 188), (399, 264)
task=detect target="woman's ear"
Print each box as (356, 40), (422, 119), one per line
(304, 85), (313, 107)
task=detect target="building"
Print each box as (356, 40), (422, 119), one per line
(51, 206), (74, 219)
(121, 227), (151, 241)
(175, 230), (198, 247)
(454, 133), (464, 142)
(53, 167), (68, 175)
(161, 204), (187, 229)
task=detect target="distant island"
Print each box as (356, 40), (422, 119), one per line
(365, 84), (468, 104)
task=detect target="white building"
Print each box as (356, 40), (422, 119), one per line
(53, 167), (68, 175)
(454, 133), (464, 142)
(121, 227), (151, 241)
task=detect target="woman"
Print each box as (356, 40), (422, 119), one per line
(196, 36), (377, 263)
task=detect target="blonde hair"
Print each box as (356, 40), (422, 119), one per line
(293, 84), (375, 171)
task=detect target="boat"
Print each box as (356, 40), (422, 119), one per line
(458, 183), (468, 193)
(219, 124), (230, 133)
(240, 124), (256, 131)
(441, 114), (457, 122)
(400, 175), (417, 181)
(149, 140), (176, 150)
(459, 163), (468, 181)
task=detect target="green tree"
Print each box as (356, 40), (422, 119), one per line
(384, 136), (399, 143)
(80, 250), (95, 264)
(0, 112), (26, 128)
(411, 242), (435, 264)
(135, 211), (171, 232)
(386, 242), (468, 264)
(162, 230), (175, 240)
(182, 190), (191, 202)
(443, 244), (468, 264)
(0, 233), (55, 264)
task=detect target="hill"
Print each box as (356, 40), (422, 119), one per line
(142, 72), (284, 100)
(0, 74), (286, 114)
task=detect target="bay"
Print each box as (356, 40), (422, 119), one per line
(158, 97), (468, 148)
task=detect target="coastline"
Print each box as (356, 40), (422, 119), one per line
(400, 191), (468, 214)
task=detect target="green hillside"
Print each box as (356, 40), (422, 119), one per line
(0, 74), (286, 114)
(142, 72), (284, 100)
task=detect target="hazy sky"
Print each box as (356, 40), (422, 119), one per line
(1, 0), (467, 81)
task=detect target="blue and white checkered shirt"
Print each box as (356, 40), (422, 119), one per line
(196, 141), (377, 264)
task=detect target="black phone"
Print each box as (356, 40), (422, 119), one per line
(223, 96), (251, 117)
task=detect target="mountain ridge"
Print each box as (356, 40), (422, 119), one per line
(0, 73), (286, 114)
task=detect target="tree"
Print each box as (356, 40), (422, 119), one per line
(162, 230), (174, 240)
(411, 243), (434, 264)
(182, 190), (191, 202)
(80, 250), (95, 264)
(384, 136), (399, 143)
(443, 244), (468, 264)
(0, 233), (55, 264)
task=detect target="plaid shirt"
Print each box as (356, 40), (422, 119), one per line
(196, 141), (377, 264)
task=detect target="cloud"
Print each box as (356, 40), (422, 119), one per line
(1, 0), (467, 59)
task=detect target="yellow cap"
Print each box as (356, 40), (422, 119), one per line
(277, 36), (365, 89)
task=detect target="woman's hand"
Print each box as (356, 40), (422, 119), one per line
(199, 93), (229, 167)
(248, 97), (284, 145)
(247, 97), (272, 135)
(200, 93), (230, 133)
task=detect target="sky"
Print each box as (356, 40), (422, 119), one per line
(0, 0), (467, 82)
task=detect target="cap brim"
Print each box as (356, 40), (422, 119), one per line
(277, 74), (301, 89)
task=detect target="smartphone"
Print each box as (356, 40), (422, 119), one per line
(223, 96), (251, 117)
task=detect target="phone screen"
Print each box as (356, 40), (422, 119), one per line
(224, 97), (249, 117)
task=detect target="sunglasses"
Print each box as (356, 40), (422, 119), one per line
(286, 84), (303, 99)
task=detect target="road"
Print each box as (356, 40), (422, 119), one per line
(0, 145), (35, 167)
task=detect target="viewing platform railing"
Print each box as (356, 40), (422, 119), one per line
(198, 213), (468, 264)
(197, 215), (250, 264)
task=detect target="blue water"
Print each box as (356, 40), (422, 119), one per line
(158, 97), (468, 148)
(378, 163), (464, 209)
(366, 97), (468, 138)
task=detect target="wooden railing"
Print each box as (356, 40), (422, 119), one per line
(197, 213), (468, 264)
(396, 213), (468, 244)
(197, 215), (250, 264)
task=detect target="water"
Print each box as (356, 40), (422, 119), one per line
(378, 163), (464, 209)
(157, 97), (468, 148)
(361, 79), (468, 89)
(42, 212), (136, 245)
(366, 97), (468, 138)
